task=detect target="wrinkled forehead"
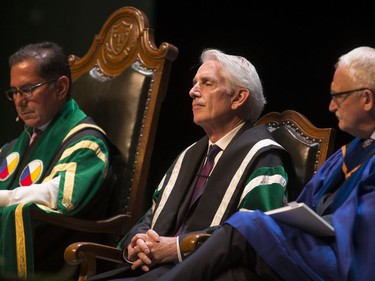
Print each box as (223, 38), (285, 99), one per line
(10, 60), (41, 83)
(331, 66), (354, 91)
(195, 60), (224, 80)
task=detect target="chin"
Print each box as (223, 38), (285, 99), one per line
(193, 119), (203, 126)
(23, 120), (39, 128)
(339, 125), (353, 137)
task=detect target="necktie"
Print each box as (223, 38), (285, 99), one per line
(29, 128), (43, 146)
(175, 144), (221, 235)
(190, 144), (221, 205)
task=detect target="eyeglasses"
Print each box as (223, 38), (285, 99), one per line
(5, 79), (57, 101)
(330, 87), (371, 104)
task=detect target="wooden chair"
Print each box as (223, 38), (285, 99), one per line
(28, 5), (178, 275)
(63, 110), (336, 279)
(254, 109), (336, 201)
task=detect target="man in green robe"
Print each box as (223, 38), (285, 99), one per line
(0, 41), (114, 279)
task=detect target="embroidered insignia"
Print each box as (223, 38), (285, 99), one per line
(0, 152), (20, 181)
(19, 160), (43, 186)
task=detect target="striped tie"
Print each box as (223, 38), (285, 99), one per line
(29, 128), (43, 146)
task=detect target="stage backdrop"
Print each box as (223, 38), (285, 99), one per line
(1, 0), (374, 203)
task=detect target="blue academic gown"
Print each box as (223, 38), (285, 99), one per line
(227, 137), (375, 281)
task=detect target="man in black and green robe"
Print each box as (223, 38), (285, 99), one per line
(87, 48), (293, 281)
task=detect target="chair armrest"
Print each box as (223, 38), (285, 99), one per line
(64, 242), (124, 281)
(64, 233), (212, 280)
(180, 233), (211, 256)
(29, 204), (132, 234)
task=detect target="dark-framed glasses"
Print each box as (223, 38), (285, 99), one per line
(5, 79), (57, 101)
(330, 87), (371, 104)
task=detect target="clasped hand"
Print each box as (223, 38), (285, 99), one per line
(127, 229), (178, 272)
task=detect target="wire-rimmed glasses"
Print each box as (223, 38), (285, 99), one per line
(5, 79), (57, 101)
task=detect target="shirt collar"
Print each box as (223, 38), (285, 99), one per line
(209, 122), (245, 151)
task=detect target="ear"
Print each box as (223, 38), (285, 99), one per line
(363, 89), (374, 111)
(55, 76), (70, 100)
(231, 89), (250, 110)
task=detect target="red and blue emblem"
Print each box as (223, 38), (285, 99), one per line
(0, 152), (20, 181)
(19, 160), (43, 186)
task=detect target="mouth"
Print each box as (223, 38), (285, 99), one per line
(192, 103), (203, 110)
(19, 111), (34, 119)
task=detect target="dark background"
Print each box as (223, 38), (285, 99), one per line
(1, 0), (374, 204)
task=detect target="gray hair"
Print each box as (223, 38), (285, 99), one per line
(336, 46), (375, 91)
(200, 49), (266, 123)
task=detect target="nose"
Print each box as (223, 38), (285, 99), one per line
(13, 94), (28, 106)
(189, 83), (200, 99)
(328, 98), (337, 112)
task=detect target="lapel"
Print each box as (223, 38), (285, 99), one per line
(153, 137), (208, 234)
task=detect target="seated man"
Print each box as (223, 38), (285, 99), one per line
(87, 48), (294, 281)
(155, 46), (375, 281)
(0, 41), (121, 279)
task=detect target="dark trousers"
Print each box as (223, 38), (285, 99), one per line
(86, 263), (175, 281)
(155, 224), (283, 281)
(88, 224), (283, 281)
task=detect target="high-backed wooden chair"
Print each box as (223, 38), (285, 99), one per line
(28, 5), (178, 276)
(254, 109), (336, 201)
(63, 110), (335, 280)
